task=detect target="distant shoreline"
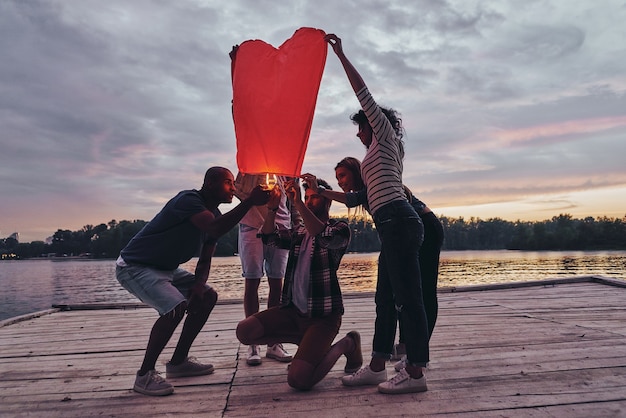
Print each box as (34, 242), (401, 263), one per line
(5, 248), (626, 262)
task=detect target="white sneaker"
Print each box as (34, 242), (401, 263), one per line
(266, 343), (293, 362)
(341, 365), (387, 386)
(391, 343), (406, 361)
(246, 344), (262, 366)
(394, 355), (407, 372)
(378, 368), (427, 394)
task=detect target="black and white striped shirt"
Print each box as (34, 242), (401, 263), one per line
(356, 87), (406, 217)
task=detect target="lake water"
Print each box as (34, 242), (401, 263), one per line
(1, 250), (625, 321)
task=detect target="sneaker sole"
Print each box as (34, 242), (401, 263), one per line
(341, 373), (387, 387)
(342, 377), (387, 387)
(266, 353), (293, 363)
(133, 385), (174, 396)
(246, 358), (262, 366)
(166, 365), (214, 379)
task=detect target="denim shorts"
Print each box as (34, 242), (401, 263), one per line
(238, 224), (289, 279)
(116, 264), (197, 315)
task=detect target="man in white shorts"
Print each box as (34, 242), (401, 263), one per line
(235, 173), (295, 365)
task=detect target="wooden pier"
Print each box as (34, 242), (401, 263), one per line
(1, 276), (625, 417)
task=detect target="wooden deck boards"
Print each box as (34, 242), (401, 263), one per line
(1, 277), (625, 417)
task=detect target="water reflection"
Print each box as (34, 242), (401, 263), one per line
(1, 250), (624, 321)
(51, 260), (135, 306)
(438, 250), (625, 286)
(0, 260), (54, 321)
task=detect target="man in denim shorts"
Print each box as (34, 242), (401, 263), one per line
(234, 173), (295, 365)
(236, 176), (363, 390)
(116, 167), (270, 396)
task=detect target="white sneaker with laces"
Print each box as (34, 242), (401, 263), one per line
(266, 343), (293, 362)
(378, 368), (427, 394)
(247, 344), (262, 366)
(394, 355), (407, 372)
(341, 365), (387, 386)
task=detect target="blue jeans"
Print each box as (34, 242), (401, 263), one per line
(372, 200), (429, 367)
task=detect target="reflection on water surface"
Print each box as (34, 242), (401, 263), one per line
(1, 250), (624, 321)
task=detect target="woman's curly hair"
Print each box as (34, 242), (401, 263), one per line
(350, 106), (405, 159)
(350, 107), (405, 140)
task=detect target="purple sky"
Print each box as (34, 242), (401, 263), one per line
(1, 0), (625, 242)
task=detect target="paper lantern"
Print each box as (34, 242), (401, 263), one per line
(231, 27), (327, 176)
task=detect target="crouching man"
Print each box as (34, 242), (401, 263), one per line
(116, 167), (270, 396)
(236, 176), (362, 390)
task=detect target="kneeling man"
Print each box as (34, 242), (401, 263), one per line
(236, 177), (362, 390)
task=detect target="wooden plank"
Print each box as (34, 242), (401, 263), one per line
(0, 280), (625, 418)
(0, 386), (228, 418)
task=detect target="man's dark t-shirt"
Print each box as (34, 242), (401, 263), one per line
(121, 190), (220, 270)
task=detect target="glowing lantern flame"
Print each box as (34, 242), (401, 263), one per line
(265, 173), (277, 190)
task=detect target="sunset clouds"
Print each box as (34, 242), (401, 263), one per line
(1, 0), (625, 241)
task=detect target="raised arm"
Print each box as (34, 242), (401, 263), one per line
(285, 180), (326, 237)
(301, 173), (348, 204)
(325, 34), (366, 94)
(260, 186), (283, 235)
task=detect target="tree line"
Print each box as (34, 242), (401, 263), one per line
(1, 213), (625, 260)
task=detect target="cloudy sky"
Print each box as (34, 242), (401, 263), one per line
(1, 0), (625, 242)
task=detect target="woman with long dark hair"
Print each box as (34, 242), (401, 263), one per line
(321, 33), (431, 393)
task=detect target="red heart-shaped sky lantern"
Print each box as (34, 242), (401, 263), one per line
(231, 27), (327, 176)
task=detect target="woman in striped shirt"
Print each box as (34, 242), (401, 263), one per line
(324, 33), (430, 394)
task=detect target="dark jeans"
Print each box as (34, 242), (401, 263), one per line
(399, 211), (444, 342)
(372, 200), (429, 367)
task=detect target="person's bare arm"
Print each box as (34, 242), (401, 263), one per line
(190, 186), (269, 239)
(285, 180), (326, 237)
(300, 173), (348, 204)
(187, 241), (216, 310)
(193, 240), (215, 285)
(260, 186), (282, 235)
(325, 34), (366, 93)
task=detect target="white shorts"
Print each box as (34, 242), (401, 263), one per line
(238, 224), (289, 279)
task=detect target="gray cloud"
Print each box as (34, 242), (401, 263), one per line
(1, 0), (625, 241)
